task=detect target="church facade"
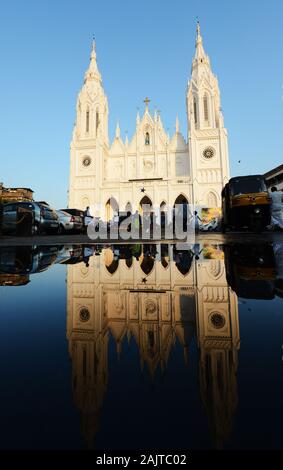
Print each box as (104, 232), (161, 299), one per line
(68, 24), (230, 218)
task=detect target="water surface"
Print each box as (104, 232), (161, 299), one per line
(0, 242), (282, 450)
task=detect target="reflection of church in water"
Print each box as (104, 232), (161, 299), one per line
(66, 244), (240, 448)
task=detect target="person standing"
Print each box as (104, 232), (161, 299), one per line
(194, 210), (202, 234)
(269, 187), (283, 230)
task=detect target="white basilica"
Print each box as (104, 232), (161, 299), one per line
(68, 23), (230, 217)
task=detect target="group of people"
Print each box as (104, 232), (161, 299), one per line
(269, 187), (283, 230)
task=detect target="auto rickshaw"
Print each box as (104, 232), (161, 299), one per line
(221, 175), (271, 232)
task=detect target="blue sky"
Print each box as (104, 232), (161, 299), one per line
(0, 0), (282, 208)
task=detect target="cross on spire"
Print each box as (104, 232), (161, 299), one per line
(196, 17), (200, 35)
(143, 97), (150, 110)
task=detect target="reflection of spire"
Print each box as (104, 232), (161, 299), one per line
(81, 411), (100, 450)
(199, 349), (238, 449)
(116, 340), (122, 360)
(183, 346), (189, 366)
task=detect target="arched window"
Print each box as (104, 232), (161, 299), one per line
(193, 98), (197, 125)
(207, 191), (218, 208)
(203, 94), (209, 124)
(145, 132), (150, 145)
(86, 109), (90, 133)
(96, 110), (99, 136)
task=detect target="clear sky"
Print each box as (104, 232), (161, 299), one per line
(0, 0), (282, 208)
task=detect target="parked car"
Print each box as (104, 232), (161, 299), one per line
(60, 208), (87, 230)
(1, 201), (59, 235)
(56, 210), (83, 234)
(60, 208), (95, 233)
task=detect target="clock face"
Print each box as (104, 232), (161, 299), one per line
(82, 156), (91, 167)
(203, 147), (215, 159)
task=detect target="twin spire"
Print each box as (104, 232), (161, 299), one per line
(193, 20), (210, 69)
(84, 39), (102, 83)
(84, 22), (209, 140)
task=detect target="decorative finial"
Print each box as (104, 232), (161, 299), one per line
(154, 108), (158, 121)
(175, 115), (179, 133)
(91, 35), (96, 57)
(115, 121), (120, 138)
(143, 97), (150, 110)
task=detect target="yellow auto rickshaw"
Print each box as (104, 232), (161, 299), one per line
(221, 175), (271, 232)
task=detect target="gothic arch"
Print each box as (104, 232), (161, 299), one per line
(125, 257), (133, 269)
(206, 191), (218, 208)
(160, 201), (167, 211)
(81, 195), (90, 209)
(174, 194), (189, 234)
(95, 106), (99, 136)
(175, 250), (193, 276)
(140, 254), (155, 276)
(160, 201), (168, 233)
(161, 243), (169, 269)
(193, 96), (198, 127)
(85, 105), (90, 133)
(105, 197), (119, 221)
(139, 195), (152, 214)
(125, 201), (132, 213)
(104, 248), (119, 275)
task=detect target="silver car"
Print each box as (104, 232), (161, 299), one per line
(56, 210), (83, 234)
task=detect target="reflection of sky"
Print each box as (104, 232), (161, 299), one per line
(96, 335), (210, 450)
(232, 296), (283, 450)
(0, 264), (83, 449)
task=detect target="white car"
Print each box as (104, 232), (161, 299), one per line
(56, 210), (83, 234)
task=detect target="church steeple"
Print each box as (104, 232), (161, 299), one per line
(192, 21), (210, 71)
(84, 40), (102, 84)
(186, 22), (230, 208)
(72, 40), (109, 145)
(187, 22), (221, 131)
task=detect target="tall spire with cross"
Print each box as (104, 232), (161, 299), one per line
(84, 37), (102, 83)
(193, 20), (210, 70)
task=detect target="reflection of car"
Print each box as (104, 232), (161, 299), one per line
(224, 243), (276, 299)
(0, 245), (59, 282)
(56, 210), (83, 234)
(200, 218), (219, 232)
(1, 202), (59, 235)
